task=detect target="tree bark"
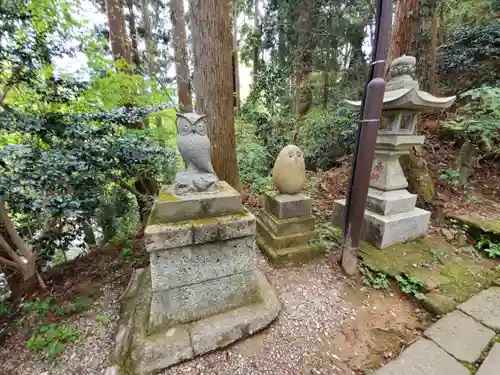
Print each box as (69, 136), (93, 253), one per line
(171, 0), (193, 113)
(142, 0), (156, 79)
(233, 5), (241, 117)
(105, 0), (133, 64)
(388, 0), (420, 61)
(428, 2), (439, 95)
(253, 0), (260, 80)
(190, 0), (241, 191)
(294, 0), (315, 117)
(126, 0), (141, 67)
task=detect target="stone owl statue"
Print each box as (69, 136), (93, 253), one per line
(272, 145), (306, 195)
(174, 113), (219, 194)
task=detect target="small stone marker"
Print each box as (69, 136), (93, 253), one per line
(373, 338), (470, 375)
(257, 146), (326, 266)
(424, 310), (495, 363)
(477, 343), (500, 375)
(458, 287), (500, 331)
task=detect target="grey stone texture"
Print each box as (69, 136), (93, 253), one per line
(424, 310), (495, 362)
(149, 271), (260, 333)
(263, 192), (312, 219)
(114, 268), (280, 375)
(366, 188), (418, 216)
(458, 287), (500, 331)
(332, 199), (431, 248)
(477, 343), (500, 375)
(151, 181), (242, 223)
(373, 338), (470, 375)
(150, 236), (255, 292)
(145, 207), (255, 252)
(257, 192), (325, 266)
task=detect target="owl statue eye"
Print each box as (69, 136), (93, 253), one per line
(288, 151), (294, 158)
(297, 152), (301, 158)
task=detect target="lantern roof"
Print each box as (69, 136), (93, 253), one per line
(345, 55), (456, 111)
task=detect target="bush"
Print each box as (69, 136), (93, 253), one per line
(296, 107), (358, 169)
(237, 141), (271, 185)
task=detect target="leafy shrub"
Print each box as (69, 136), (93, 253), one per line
(476, 237), (500, 258)
(296, 107), (358, 169)
(443, 86), (500, 153)
(26, 323), (79, 360)
(395, 274), (426, 300)
(251, 176), (275, 195)
(237, 141), (271, 185)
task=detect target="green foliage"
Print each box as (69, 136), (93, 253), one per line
(360, 265), (390, 291)
(237, 141), (271, 184)
(395, 274), (427, 300)
(443, 86), (500, 153)
(296, 107), (358, 169)
(119, 239), (133, 263)
(476, 237), (500, 258)
(439, 168), (460, 185)
(251, 176), (275, 195)
(25, 323), (79, 360)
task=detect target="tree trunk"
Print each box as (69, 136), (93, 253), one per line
(171, 0), (193, 113)
(126, 0), (141, 68)
(428, 2), (439, 95)
(190, 0), (241, 192)
(294, 0), (315, 117)
(142, 0), (156, 79)
(253, 0), (260, 79)
(233, 5), (241, 117)
(388, 0), (420, 61)
(105, 0), (133, 64)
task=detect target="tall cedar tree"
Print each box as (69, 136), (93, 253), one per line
(190, 0), (241, 191)
(171, 0), (193, 112)
(105, 0), (133, 64)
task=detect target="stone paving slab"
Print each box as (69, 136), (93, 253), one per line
(373, 338), (470, 375)
(458, 287), (500, 332)
(424, 310), (495, 363)
(477, 343), (500, 375)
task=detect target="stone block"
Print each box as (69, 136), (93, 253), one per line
(151, 181), (242, 223)
(332, 199), (430, 248)
(373, 338), (469, 375)
(144, 208), (256, 252)
(256, 218), (317, 249)
(150, 235), (256, 292)
(258, 209), (315, 236)
(477, 343), (500, 375)
(458, 287), (500, 331)
(114, 268), (280, 375)
(366, 188), (417, 215)
(149, 271), (261, 333)
(263, 192), (312, 219)
(189, 270), (281, 355)
(256, 233), (327, 267)
(424, 310), (495, 362)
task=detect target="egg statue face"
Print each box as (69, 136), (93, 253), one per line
(272, 145), (306, 194)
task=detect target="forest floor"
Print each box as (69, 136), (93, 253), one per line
(1, 124), (499, 375)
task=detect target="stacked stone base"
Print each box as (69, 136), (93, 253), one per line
(256, 192), (326, 266)
(112, 182), (280, 374)
(332, 188), (431, 248)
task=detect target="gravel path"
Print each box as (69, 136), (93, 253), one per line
(0, 256), (359, 375)
(164, 257), (353, 375)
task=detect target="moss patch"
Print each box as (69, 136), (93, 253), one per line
(157, 190), (181, 202)
(450, 214), (500, 241)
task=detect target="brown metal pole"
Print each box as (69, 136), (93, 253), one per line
(340, 0), (392, 276)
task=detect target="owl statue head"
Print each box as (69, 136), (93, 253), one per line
(176, 113), (207, 136)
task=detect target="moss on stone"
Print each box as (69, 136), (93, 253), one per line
(458, 360), (478, 374)
(157, 190), (181, 202)
(454, 215), (500, 236)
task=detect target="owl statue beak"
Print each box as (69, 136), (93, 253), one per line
(191, 129), (196, 134)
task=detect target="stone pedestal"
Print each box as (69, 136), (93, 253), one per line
(256, 192), (326, 266)
(113, 182), (281, 375)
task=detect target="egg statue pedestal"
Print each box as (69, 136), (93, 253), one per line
(256, 192), (326, 266)
(331, 55), (456, 249)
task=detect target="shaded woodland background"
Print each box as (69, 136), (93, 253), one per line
(0, 0), (499, 303)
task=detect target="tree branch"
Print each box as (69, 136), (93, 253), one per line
(0, 199), (34, 260)
(117, 179), (143, 197)
(0, 254), (24, 272)
(0, 233), (24, 266)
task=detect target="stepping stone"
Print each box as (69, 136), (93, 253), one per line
(424, 310), (495, 363)
(373, 338), (469, 375)
(459, 287), (500, 331)
(477, 343), (500, 375)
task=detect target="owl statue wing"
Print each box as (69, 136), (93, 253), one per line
(191, 136), (216, 174)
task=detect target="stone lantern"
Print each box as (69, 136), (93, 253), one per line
(332, 55), (456, 248)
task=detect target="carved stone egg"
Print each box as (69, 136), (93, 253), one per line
(272, 145), (306, 195)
